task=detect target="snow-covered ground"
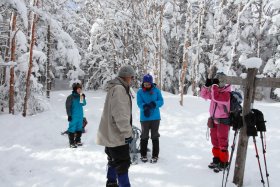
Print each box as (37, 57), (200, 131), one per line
(0, 90), (279, 187)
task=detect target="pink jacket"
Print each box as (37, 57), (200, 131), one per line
(200, 84), (231, 119)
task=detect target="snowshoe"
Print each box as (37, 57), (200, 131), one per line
(140, 156), (148, 163)
(150, 157), (158, 164)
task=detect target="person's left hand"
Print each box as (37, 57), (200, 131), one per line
(149, 101), (156, 109)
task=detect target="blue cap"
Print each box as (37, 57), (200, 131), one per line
(143, 74), (153, 84)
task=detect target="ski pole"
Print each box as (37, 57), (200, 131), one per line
(223, 129), (238, 187)
(253, 136), (265, 187)
(260, 132), (270, 187)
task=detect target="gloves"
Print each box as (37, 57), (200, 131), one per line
(212, 78), (219, 85)
(125, 137), (133, 144)
(205, 78), (212, 87)
(149, 101), (156, 109)
(143, 104), (151, 117)
(82, 94), (85, 98)
(68, 116), (72, 122)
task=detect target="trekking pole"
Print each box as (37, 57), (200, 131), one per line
(222, 129), (239, 187)
(253, 136), (265, 187)
(260, 132), (270, 187)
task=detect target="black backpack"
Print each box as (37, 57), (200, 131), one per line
(229, 91), (243, 130)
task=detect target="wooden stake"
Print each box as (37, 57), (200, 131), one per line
(233, 68), (258, 187)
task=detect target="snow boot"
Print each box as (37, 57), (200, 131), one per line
(152, 139), (159, 158)
(140, 156), (148, 163)
(106, 181), (118, 187)
(213, 162), (228, 173)
(75, 131), (83, 146)
(68, 132), (77, 148)
(117, 173), (130, 187)
(150, 157), (158, 164)
(140, 139), (148, 158)
(208, 157), (220, 169)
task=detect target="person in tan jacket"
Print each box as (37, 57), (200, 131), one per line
(97, 65), (135, 187)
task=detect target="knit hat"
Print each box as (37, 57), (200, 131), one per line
(72, 83), (82, 91)
(214, 72), (226, 87)
(143, 74), (153, 84)
(118, 65), (136, 78)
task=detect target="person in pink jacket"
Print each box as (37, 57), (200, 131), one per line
(200, 72), (231, 172)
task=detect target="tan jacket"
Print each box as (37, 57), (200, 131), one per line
(96, 77), (133, 147)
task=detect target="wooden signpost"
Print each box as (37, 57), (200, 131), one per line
(220, 68), (280, 187)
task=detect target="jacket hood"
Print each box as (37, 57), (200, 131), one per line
(219, 84), (231, 92)
(106, 77), (129, 91)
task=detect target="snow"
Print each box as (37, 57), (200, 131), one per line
(1, 90), (279, 187)
(3, 0), (28, 28)
(240, 57), (262, 69)
(272, 14), (280, 27)
(274, 88), (280, 97)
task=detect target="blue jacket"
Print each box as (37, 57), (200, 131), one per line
(137, 85), (164, 122)
(66, 92), (87, 119)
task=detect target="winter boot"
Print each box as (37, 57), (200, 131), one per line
(68, 132), (77, 148)
(208, 157), (220, 169)
(150, 157), (158, 164)
(140, 156), (148, 163)
(213, 162), (229, 173)
(117, 173), (130, 187)
(75, 131), (83, 146)
(140, 139), (148, 158)
(106, 181), (118, 187)
(152, 139), (159, 158)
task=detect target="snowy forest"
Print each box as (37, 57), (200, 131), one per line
(1, 0), (280, 114)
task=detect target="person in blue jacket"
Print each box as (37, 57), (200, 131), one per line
(137, 74), (164, 163)
(65, 83), (87, 148)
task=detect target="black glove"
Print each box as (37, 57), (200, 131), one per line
(143, 104), (151, 117)
(212, 78), (220, 85)
(125, 136), (133, 144)
(82, 94), (85, 98)
(205, 78), (212, 87)
(149, 101), (156, 109)
(68, 116), (72, 122)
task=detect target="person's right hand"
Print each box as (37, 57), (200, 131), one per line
(205, 78), (212, 87)
(68, 116), (72, 122)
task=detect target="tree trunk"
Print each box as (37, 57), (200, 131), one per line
(46, 24), (51, 98)
(159, 4), (164, 90)
(23, 6), (37, 117)
(9, 11), (17, 114)
(180, 41), (190, 106)
(1, 14), (12, 86)
(257, 0), (263, 58)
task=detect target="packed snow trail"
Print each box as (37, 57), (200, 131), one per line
(0, 90), (280, 187)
